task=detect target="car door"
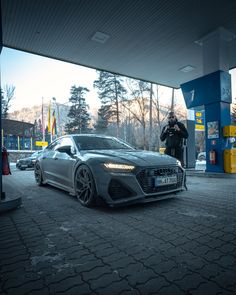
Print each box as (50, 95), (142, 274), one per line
(52, 137), (77, 189)
(41, 139), (61, 182)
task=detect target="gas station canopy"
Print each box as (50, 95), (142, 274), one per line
(1, 0), (236, 88)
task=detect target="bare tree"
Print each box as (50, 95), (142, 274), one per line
(152, 85), (176, 151)
(93, 71), (127, 137)
(232, 102), (236, 124)
(1, 84), (16, 118)
(121, 79), (151, 149)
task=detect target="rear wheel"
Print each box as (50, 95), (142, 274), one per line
(34, 163), (45, 186)
(75, 165), (96, 207)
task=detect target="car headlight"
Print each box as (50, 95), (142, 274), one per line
(176, 160), (182, 167)
(102, 162), (135, 172)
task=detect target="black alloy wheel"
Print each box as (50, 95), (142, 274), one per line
(75, 165), (96, 207)
(34, 163), (45, 186)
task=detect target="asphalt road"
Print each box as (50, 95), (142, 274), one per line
(1, 166), (236, 294)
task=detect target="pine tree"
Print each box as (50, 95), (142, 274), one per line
(93, 71), (127, 137)
(34, 119), (43, 141)
(65, 86), (91, 134)
(94, 105), (110, 133)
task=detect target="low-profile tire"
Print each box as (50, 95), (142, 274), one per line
(75, 164), (97, 207)
(34, 163), (45, 186)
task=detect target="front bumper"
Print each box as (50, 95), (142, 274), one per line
(93, 164), (185, 206)
(16, 161), (34, 169)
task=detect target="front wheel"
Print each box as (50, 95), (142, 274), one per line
(75, 165), (97, 207)
(34, 163), (45, 186)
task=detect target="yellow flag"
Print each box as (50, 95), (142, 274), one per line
(51, 110), (57, 135)
(48, 101), (51, 133)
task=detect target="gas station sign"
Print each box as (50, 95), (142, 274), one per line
(195, 111), (205, 131)
(35, 141), (48, 147)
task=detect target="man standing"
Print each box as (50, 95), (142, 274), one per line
(160, 112), (188, 166)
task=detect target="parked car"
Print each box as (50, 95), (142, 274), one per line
(16, 151), (43, 170)
(197, 152), (206, 161)
(34, 134), (186, 207)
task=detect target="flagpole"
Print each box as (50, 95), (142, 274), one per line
(52, 97), (59, 137)
(48, 98), (52, 143)
(42, 97), (45, 141)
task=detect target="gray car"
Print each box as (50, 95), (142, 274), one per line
(34, 134), (186, 207)
(16, 150), (43, 170)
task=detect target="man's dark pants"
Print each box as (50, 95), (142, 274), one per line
(165, 146), (184, 166)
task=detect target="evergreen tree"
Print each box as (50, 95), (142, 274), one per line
(93, 71), (127, 137)
(34, 119), (43, 140)
(94, 105), (110, 133)
(65, 86), (91, 134)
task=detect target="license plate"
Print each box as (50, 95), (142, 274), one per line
(155, 175), (177, 186)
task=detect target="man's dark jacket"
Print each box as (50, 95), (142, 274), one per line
(160, 121), (188, 148)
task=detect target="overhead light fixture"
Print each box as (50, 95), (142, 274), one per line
(179, 65), (196, 73)
(91, 31), (110, 44)
(195, 27), (236, 46)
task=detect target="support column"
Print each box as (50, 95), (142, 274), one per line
(181, 28), (235, 173)
(0, 7), (22, 211)
(205, 101), (231, 172)
(181, 70), (232, 173)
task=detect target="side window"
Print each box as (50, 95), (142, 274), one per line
(47, 139), (61, 151)
(59, 137), (74, 148)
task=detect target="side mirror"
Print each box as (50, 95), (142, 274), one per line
(57, 145), (75, 156)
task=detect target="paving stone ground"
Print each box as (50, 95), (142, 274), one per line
(1, 167), (236, 295)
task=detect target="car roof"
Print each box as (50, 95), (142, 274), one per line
(64, 134), (116, 140)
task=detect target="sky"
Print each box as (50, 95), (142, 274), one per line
(1, 47), (236, 113)
(1, 47), (100, 111)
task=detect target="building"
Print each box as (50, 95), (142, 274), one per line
(2, 119), (35, 150)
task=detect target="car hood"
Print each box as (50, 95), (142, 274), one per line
(19, 157), (30, 162)
(18, 155), (39, 162)
(83, 149), (178, 166)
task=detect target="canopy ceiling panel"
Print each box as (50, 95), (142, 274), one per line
(1, 0), (236, 87)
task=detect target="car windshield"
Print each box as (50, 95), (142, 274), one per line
(73, 136), (134, 150)
(31, 151), (41, 157)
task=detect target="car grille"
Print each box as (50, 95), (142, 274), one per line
(108, 179), (136, 200)
(136, 166), (183, 194)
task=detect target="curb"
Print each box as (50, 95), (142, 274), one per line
(186, 169), (236, 178)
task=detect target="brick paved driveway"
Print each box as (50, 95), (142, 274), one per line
(1, 168), (236, 294)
